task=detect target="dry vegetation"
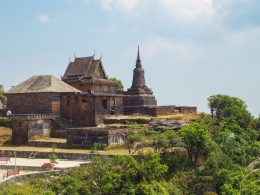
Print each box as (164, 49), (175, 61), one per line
(0, 126), (12, 145)
(105, 113), (199, 122)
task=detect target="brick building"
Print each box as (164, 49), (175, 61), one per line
(6, 75), (80, 116)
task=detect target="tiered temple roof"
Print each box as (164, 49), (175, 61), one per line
(63, 56), (108, 81)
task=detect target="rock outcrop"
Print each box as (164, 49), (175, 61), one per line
(149, 119), (186, 131)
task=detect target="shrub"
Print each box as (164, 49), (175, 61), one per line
(0, 117), (12, 127)
(49, 144), (57, 163)
(41, 162), (55, 169)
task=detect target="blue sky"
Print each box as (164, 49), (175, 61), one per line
(0, 0), (260, 115)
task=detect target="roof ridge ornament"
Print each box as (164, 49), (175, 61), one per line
(98, 53), (102, 60)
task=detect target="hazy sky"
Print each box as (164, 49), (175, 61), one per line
(0, 0), (260, 115)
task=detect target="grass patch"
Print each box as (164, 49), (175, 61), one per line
(0, 126), (12, 145)
(158, 113), (199, 123)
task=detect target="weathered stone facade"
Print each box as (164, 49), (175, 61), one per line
(7, 50), (197, 146)
(123, 47), (157, 110)
(60, 93), (123, 127)
(123, 105), (197, 116)
(11, 114), (53, 145)
(60, 94), (96, 127)
(7, 93), (58, 115)
(67, 127), (127, 146)
(60, 56), (124, 127)
(6, 75), (80, 117)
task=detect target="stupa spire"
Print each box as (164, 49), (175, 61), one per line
(136, 46), (142, 67)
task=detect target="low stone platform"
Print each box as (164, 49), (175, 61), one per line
(123, 105), (197, 116)
(103, 116), (153, 125)
(28, 138), (67, 148)
(67, 126), (128, 146)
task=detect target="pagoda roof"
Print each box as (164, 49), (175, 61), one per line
(62, 56), (108, 80)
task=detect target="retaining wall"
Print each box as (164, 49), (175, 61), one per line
(0, 150), (119, 160)
(0, 170), (62, 188)
(124, 105), (197, 116)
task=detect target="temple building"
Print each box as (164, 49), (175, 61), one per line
(62, 55), (118, 93)
(6, 75), (80, 116)
(6, 47), (197, 145)
(60, 56), (124, 127)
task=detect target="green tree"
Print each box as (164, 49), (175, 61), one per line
(152, 132), (169, 154)
(217, 158), (260, 195)
(0, 90), (3, 99)
(208, 94), (252, 128)
(125, 122), (150, 155)
(109, 77), (124, 90)
(179, 122), (210, 167)
(135, 181), (169, 195)
(138, 152), (168, 182)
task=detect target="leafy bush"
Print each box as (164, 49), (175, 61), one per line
(109, 77), (124, 91)
(49, 144), (57, 163)
(0, 117), (12, 127)
(1, 94), (260, 195)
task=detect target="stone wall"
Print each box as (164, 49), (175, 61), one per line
(124, 105), (197, 116)
(0, 109), (6, 117)
(67, 127), (127, 146)
(123, 94), (157, 107)
(60, 93), (124, 127)
(153, 106), (178, 115)
(51, 94), (61, 117)
(60, 95), (96, 127)
(175, 106), (197, 114)
(95, 95), (123, 116)
(7, 93), (59, 115)
(51, 129), (67, 138)
(123, 106), (157, 116)
(11, 114), (53, 145)
(65, 80), (117, 94)
(0, 150), (120, 160)
(28, 140), (67, 148)
(0, 170), (63, 188)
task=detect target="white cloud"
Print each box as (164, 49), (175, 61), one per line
(66, 0), (90, 3)
(99, 0), (113, 10)
(117, 0), (139, 11)
(38, 14), (50, 23)
(143, 38), (203, 62)
(99, 0), (139, 11)
(97, 0), (240, 22)
(159, 0), (215, 20)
